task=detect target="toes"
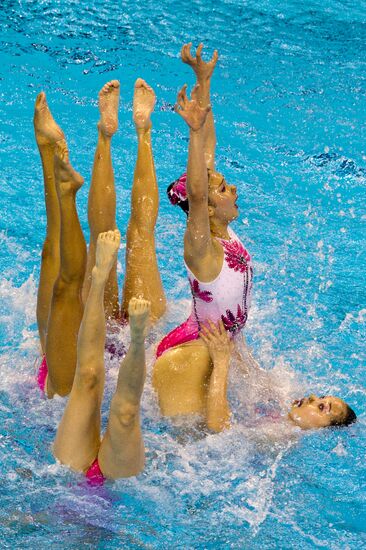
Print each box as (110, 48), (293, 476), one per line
(35, 92), (46, 108)
(101, 80), (120, 95)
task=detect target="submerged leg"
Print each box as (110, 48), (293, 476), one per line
(98, 298), (150, 478)
(82, 80), (120, 319)
(45, 140), (86, 397)
(54, 230), (121, 471)
(34, 92), (64, 353)
(121, 79), (166, 322)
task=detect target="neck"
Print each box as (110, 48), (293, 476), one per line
(210, 219), (230, 240)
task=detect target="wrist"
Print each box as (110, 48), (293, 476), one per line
(196, 75), (211, 88)
(190, 126), (205, 136)
(212, 356), (230, 373)
(195, 81), (210, 105)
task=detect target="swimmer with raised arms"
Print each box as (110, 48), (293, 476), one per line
(153, 44), (253, 416)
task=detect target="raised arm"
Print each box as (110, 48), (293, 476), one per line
(175, 84), (213, 266)
(200, 320), (233, 432)
(181, 43), (218, 170)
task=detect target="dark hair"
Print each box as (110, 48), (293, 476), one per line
(331, 404), (357, 427)
(166, 182), (189, 216)
(167, 168), (213, 217)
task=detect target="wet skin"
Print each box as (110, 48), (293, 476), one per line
(207, 170), (238, 225)
(288, 394), (349, 429)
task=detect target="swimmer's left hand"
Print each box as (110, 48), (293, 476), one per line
(200, 320), (233, 365)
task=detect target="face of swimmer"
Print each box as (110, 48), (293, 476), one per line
(207, 170), (238, 224)
(288, 394), (350, 429)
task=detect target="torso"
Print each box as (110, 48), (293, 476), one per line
(185, 228), (253, 336)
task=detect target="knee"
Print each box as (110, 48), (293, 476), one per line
(76, 367), (101, 391)
(51, 277), (67, 299)
(42, 238), (58, 262)
(110, 399), (139, 428)
(52, 274), (80, 297)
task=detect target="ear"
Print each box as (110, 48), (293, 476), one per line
(208, 205), (215, 217)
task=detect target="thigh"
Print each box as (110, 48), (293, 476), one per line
(53, 369), (103, 473)
(46, 285), (84, 394)
(47, 282), (83, 345)
(98, 404), (144, 479)
(152, 341), (212, 416)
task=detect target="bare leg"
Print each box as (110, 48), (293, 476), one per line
(121, 79), (166, 321)
(34, 92), (64, 353)
(54, 230), (121, 471)
(45, 141), (87, 397)
(82, 80), (120, 319)
(98, 297), (150, 478)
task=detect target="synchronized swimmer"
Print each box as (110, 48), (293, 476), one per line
(33, 42), (356, 482)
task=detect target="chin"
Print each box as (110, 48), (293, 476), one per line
(288, 410), (306, 429)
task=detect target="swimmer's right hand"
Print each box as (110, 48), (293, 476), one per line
(175, 84), (211, 131)
(181, 42), (219, 82)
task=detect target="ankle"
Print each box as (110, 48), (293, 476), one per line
(97, 123), (113, 141)
(136, 123), (152, 135)
(91, 265), (108, 285)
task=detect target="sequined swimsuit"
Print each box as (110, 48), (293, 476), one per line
(156, 228), (253, 357)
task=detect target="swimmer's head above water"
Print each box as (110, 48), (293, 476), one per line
(288, 394), (357, 430)
(168, 170), (239, 224)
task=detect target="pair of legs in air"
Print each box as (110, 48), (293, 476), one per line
(34, 78), (166, 398)
(54, 230), (149, 479)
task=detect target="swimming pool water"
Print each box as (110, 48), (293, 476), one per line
(0, 0), (365, 548)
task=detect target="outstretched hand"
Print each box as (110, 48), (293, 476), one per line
(181, 42), (219, 82)
(200, 320), (233, 365)
(175, 84), (211, 131)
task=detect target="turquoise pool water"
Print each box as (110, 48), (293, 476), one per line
(0, 0), (365, 547)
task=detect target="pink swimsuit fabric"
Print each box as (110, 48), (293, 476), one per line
(37, 355), (48, 393)
(85, 458), (105, 486)
(156, 228), (253, 358)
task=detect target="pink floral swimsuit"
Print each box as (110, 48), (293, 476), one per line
(156, 228), (253, 357)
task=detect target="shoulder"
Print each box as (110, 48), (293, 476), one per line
(184, 237), (224, 281)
